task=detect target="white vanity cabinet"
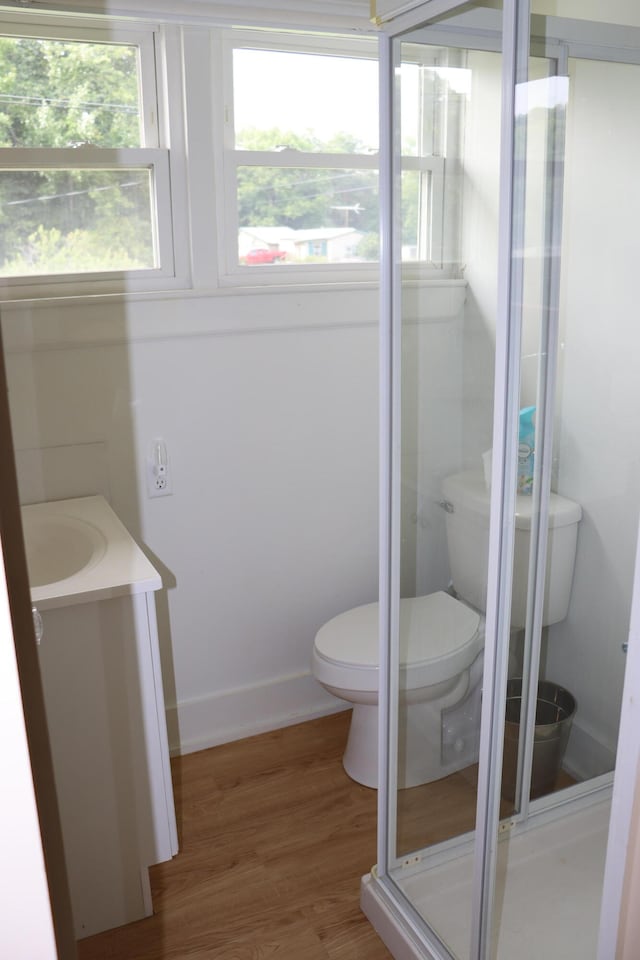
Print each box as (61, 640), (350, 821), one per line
(25, 497), (178, 940)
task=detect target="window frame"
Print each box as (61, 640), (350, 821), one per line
(0, 13), (184, 298)
(218, 28), (457, 287)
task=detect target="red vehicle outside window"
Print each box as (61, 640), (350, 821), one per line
(244, 248), (287, 264)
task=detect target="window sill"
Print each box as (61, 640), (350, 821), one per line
(0, 272), (465, 309)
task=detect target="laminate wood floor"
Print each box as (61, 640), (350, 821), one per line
(77, 711), (392, 960)
(75, 710), (576, 959)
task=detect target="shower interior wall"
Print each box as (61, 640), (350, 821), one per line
(543, 53), (640, 779)
(421, 15), (640, 784)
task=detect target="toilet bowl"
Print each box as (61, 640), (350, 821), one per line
(312, 590), (484, 788)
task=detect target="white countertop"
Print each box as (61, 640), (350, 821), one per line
(22, 495), (162, 610)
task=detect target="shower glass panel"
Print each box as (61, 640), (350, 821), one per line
(489, 9), (640, 955)
(376, 4), (640, 960)
(395, 39), (500, 846)
(497, 48), (569, 819)
(386, 5), (504, 956)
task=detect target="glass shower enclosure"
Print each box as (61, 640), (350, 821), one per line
(362, 1), (640, 957)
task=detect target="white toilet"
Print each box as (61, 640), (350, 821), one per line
(312, 471), (582, 789)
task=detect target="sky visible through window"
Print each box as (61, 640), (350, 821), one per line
(233, 48), (380, 150)
(233, 49), (471, 155)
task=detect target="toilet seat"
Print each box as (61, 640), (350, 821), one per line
(313, 590), (482, 694)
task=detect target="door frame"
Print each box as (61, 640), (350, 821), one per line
(0, 319), (76, 960)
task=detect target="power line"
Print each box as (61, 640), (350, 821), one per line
(1, 176), (146, 208)
(0, 92), (137, 114)
(240, 170), (377, 204)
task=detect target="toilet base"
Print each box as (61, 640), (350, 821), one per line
(343, 703), (379, 788)
(342, 671), (482, 789)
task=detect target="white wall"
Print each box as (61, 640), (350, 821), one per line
(2, 289), (382, 753)
(400, 282), (467, 598)
(545, 56), (640, 776)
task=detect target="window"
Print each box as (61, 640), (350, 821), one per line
(221, 32), (380, 281)
(0, 17), (466, 297)
(220, 30), (464, 282)
(0, 16), (174, 291)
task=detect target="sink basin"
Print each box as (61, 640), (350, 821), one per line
(22, 514), (107, 588)
(21, 496), (161, 608)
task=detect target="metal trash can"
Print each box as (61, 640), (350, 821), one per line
(502, 678), (576, 803)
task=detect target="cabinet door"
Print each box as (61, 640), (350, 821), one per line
(38, 593), (176, 939)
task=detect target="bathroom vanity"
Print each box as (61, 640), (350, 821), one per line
(23, 496), (178, 939)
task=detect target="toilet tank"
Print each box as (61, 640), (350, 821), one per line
(441, 471), (582, 629)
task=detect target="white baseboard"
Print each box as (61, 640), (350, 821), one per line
(166, 677), (615, 784)
(166, 671), (347, 755)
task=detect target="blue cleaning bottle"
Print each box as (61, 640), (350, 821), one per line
(517, 406), (536, 495)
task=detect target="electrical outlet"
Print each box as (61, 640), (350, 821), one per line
(150, 471), (169, 495)
(147, 439), (172, 498)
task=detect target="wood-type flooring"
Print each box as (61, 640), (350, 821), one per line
(76, 709), (575, 960)
(77, 711), (391, 960)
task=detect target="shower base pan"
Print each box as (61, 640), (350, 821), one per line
(362, 795), (610, 959)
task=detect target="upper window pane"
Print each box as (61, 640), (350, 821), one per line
(0, 36), (142, 148)
(233, 48), (378, 154)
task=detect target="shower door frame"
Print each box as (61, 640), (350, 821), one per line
(367, 1), (640, 958)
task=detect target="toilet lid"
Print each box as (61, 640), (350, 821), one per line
(314, 590), (481, 669)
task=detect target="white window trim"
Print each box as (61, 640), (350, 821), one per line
(0, 14), (190, 300)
